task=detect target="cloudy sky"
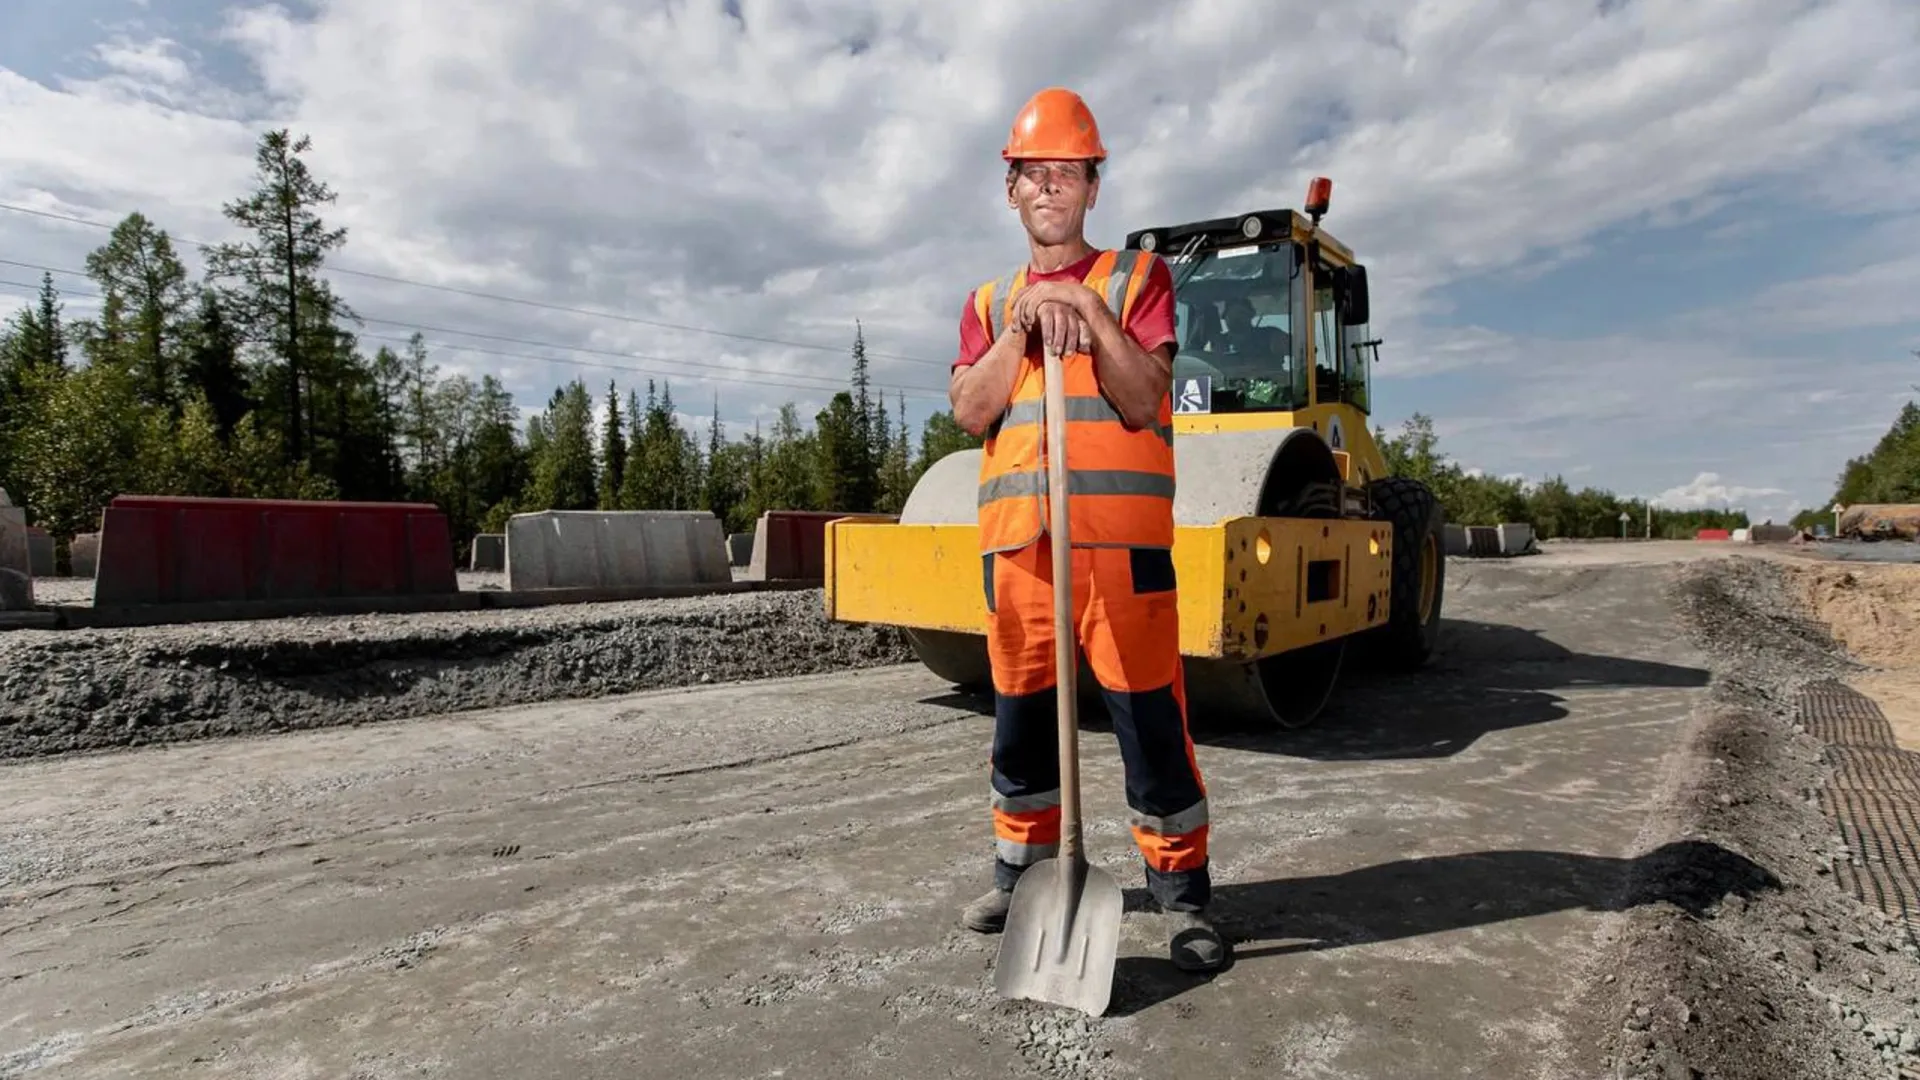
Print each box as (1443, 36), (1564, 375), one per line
(2, 0), (1916, 523)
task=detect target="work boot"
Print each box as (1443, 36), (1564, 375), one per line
(1168, 910), (1228, 972)
(961, 887), (1014, 933)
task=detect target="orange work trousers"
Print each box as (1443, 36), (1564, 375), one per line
(983, 539), (1211, 911)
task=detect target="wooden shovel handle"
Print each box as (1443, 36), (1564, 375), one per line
(1042, 344), (1082, 864)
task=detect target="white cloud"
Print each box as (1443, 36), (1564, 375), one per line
(1656, 471), (1788, 512)
(94, 38), (193, 88)
(0, 0), (1916, 515)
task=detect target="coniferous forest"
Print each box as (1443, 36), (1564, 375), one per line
(0, 130), (982, 567)
(4, 128), (1907, 564)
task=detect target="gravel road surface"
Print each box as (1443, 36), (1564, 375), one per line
(3, 546), (1919, 1078)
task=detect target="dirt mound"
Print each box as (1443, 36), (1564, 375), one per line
(1796, 562), (1920, 671)
(1840, 505), (1920, 541)
(0, 589), (914, 760)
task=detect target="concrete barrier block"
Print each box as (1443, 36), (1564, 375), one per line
(747, 510), (899, 583)
(95, 495), (457, 605)
(728, 532), (753, 567)
(0, 507), (32, 609)
(1443, 523), (1469, 556)
(26, 527), (53, 576)
(70, 531), (100, 577)
(505, 510), (730, 591)
(1465, 525), (1501, 557)
(469, 533), (505, 571)
(1496, 523), (1537, 556)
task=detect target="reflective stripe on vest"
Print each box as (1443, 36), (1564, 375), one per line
(974, 248), (1176, 554)
(989, 394), (1175, 447)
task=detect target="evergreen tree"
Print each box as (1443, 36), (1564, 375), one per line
(878, 392), (914, 513)
(599, 380), (627, 509)
(841, 323), (879, 511)
(0, 274), (72, 510)
(78, 212), (194, 411)
(529, 379), (598, 510)
(702, 391), (743, 528)
(764, 402), (816, 512)
(182, 290), (252, 440)
(471, 374), (528, 528)
(915, 411), (982, 479)
(813, 390), (866, 510)
(1, 273), (69, 378)
(202, 129), (352, 461)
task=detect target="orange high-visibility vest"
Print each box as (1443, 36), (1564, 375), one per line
(973, 248), (1176, 555)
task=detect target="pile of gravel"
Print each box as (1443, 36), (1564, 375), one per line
(1574, 556), (1920, 1080)
(0, 588), (915, 760)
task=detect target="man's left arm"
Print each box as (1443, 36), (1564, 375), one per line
(1077, 256), (1175, 430)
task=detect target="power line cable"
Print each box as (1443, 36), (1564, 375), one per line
(0, 276), (950, 404)
(0, 259), (948, 396)
(351, 327), (951, 404)
(0, 200), (949, 366)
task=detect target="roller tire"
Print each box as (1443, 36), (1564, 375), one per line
(1365, 475), (1446, 671)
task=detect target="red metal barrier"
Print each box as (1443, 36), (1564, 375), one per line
(753, 510), (898, 582)
(1695, 528), (1731, 541)
(94, 495), (457, 605)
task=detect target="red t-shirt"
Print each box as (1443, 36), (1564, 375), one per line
(952, 248), (1178, 371)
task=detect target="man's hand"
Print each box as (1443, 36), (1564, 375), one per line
(1011, 281), (1096, 356)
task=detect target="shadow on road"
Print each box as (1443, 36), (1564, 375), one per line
(1106, 839), (1778, 1017)
(1211, 618), (1712, 761)
(916, 619), (1712, 762)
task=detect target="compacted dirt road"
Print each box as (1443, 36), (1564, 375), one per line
(3, 543), (1917, 1078)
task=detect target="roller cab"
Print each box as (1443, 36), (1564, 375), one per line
(827, 180), (1448, 728)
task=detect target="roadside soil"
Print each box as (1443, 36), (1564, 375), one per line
(1566, 554), (1920, 1079)
(1794, 560), (1920, 752)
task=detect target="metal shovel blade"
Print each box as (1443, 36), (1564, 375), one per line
(993, 855), (1125, 1016)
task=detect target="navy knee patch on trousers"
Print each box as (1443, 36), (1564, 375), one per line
(1103, 684), (1205, 818)
(1129, 546), (1176, 595)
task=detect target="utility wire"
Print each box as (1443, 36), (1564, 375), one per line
(0, 276), (950, 404)
(0, 258), (949, 395)
(0, 200), (949, 366)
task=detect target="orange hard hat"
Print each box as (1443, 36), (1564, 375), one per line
(1001, 87), (1107, 163)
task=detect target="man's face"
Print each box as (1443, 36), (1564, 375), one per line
(1006, 159), (1098, 245)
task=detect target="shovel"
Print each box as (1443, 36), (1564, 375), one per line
(992, 344), (1125, 1017)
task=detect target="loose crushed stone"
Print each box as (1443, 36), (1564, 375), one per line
(1569, 555), (1920, 1080)
(0, 589), (913, 760)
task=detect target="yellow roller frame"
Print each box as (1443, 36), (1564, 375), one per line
(823, 516), (1391, 662)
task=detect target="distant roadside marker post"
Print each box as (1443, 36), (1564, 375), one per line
(1619, 510), (1631, 539)
(1832, 503), (1845, 536)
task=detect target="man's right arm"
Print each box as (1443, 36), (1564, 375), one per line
(950, 294), (1028, 436)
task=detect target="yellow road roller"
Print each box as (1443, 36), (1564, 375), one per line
(823, 179), (1446, 728)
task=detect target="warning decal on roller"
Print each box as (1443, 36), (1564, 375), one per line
(1173, 375), (1213, 415)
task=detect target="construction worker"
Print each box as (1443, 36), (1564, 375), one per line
(947, 87), (1226, 973)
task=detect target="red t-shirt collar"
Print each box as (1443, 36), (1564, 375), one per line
(1023, 248), (1104, 282)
